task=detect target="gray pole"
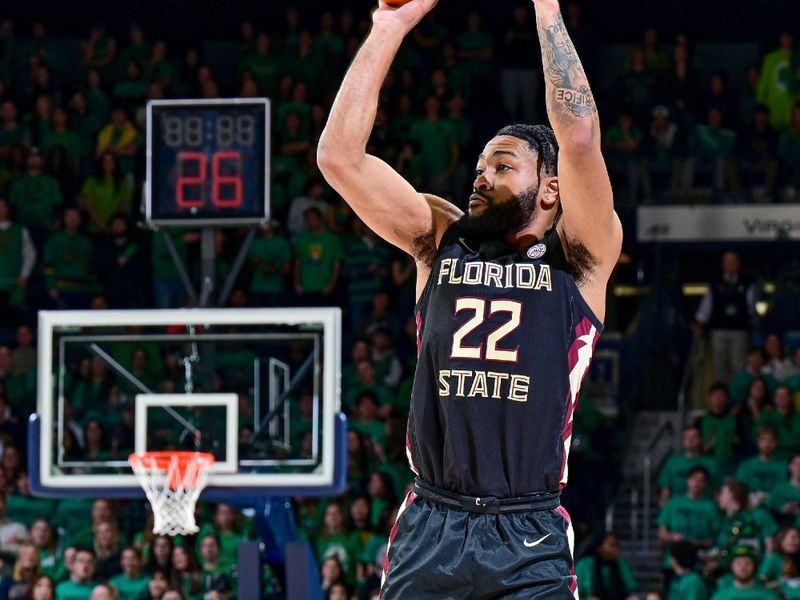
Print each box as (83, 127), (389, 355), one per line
(199, 227), (215, 308)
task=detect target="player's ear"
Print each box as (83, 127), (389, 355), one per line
(540, 176), (559, 209)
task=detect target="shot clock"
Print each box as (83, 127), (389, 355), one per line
(146, 98), (270, 226)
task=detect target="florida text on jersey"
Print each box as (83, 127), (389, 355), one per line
(407, 226), (603, 498)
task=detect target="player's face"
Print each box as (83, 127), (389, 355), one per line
(465, 135), (552, 240)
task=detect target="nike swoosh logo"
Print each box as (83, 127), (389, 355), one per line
(523, 533), (551, 548)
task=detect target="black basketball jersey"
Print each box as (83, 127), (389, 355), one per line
(407, 225), (604, 498)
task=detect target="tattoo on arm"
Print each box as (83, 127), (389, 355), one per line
(538, 12), (597, 125)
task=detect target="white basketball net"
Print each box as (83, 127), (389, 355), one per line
(128, 452), (214, 536)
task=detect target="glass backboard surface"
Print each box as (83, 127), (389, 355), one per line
(31, 308), (341, 497)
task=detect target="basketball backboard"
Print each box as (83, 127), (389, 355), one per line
(28, 307), (346, 499)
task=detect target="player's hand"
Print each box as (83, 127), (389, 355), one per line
(373, 0), (439, 33)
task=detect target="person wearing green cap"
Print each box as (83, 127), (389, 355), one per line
(710, 545), (779, 599)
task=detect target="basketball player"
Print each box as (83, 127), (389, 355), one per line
(318, 0), (622, 597)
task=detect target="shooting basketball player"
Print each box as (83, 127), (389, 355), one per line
(318, 0), (622, 597)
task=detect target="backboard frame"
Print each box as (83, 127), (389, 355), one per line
(29, 308), (347, 499)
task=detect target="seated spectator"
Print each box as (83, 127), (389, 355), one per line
(758, 526), (800, 586)
(248, 221), (292, 308)
(667, 541), (708, 600)
(8, 148), (61, 246)
(346, 496), (374, 582)
(79, 153), (132, 234)
(169, 545), (203, 600)
(737, 378), (772, 454)
(603, 108), (650, 205)
(700, 384), (739, 475)
(688, 107), (740, 200)
(778, 104), (800, 191)
(711, 545), (779, 599)
(93, 521), (123, 581)
(354, 289), (403, 341)
(346, 430), (374, 493)
(350, 391), (387, 450)
(319, 555), (345, 595)
(41, 107), (82, 175)
(0, 490), (28, 556)
(56, 548), (97, 600)
(72, 500), (117, 549)
(758, 386), (800, 459)
(646, 105), (678, 197)
(714, 480), (778, 571)
(88, 583), (117, 600)
(342, 339), (371, 391)
(739, 105), (779, 201)
(736, 427), (789, 507)
(30, 519), (64, 582)
(575, 531), (638, 600)
(94, 107), (139, 177)
(326, 582), (350, 600)
(315, 503), (356, 585)
(756, 32), (795, 131)
(0, 101), (32, 160)
(342, 360), (394, 411)
(785, 347), (800, 393)
(112, 61), (149, 115)
(370, 328), (403, 391)
(0, 346), (35, 415)
(765, 455), (800, 527)
(341, 219), (391, 334)
(659, 424), (721, 505)
(0, 542), (40, 598)
(366, 472), (397, 533)
(96, 214), (146, 309)
(11, 325), (36, 377)
(41, 207), (98, 309)
(6, 473), (59, 530)
(0, 197), (36, 320)
(763, 333), (793, 383)
(198, 535), (234, 598)
(145, 570), (169, 600)
(197, 504), (253, 568)
(293, 206), (342, 307)
(729, 349), (776, 408)
(658, 467), (721, 572)
(144, 535), (173, 576)
(30, 575), (55, 600)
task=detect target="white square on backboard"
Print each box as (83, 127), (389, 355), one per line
(134, 394), (238, 473)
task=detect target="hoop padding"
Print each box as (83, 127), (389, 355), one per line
(128, 452), (215, 536)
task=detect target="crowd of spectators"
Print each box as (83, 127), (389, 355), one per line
(645, 247), (800, 599)
(0, 2), (796, 599)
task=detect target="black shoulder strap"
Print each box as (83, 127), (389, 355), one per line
(543, 227), (570, 272)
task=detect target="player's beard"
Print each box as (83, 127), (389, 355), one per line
(457, 185), (539, 243)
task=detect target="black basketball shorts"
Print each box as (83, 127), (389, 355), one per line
(380, 479), (578, 599)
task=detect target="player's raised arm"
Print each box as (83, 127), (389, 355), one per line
(533, 0), (622, 314)
(317, 0), (461, 261)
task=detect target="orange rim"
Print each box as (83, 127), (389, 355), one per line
(129, 451), (215, 489)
